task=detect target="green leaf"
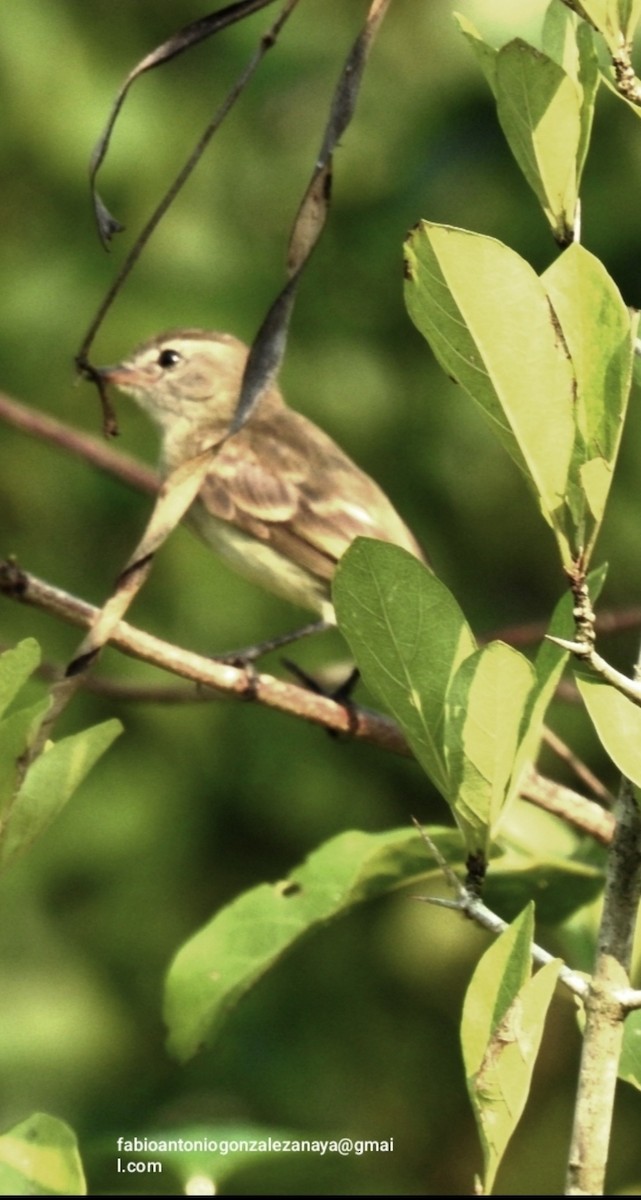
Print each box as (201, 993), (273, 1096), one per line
(404, 224), (636, 565)
(0, 698), (51, 816)
(334, 540), (578, 857)
(0, 638), (41, 720)
(541, 244), (634, 558)
(333, 539), (476, 798)
(495, 39), (582, 240)
(462, 905), (533, 1068)
(543, 0), (587, 69)
(622, 0), (641, 39)
(493, 567), (609, 839)
(454, 12), (498, 91)
(461, 905), (561, 1193)
(0, 718), (123, 870)
(165, 825), (463, 1061)
(575, 673), (641, 787)
(619, 1008), (641, 1090)
(484, 843), (603, 924)
(457, 8), (599, 242)
(445, 643), (536, 855)
(166, 825), (598, 1064)
(404, 222), (574, 549)
(542, 1), (600, 180)
(575, 0), (641, 48)
(0, 1113), (85, 1195)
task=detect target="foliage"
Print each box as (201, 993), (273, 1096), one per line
(0, 1113), (85, 1197)
(0, 640), (121, 870)
(461, 905), (560, 1194)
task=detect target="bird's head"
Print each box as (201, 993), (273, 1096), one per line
(97, 329), (250, 430)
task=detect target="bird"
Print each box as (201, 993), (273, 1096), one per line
(97, 329), (428, 657)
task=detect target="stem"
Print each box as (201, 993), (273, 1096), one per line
(565, 779), (641, 1193)
(560, 571), (641, 1191)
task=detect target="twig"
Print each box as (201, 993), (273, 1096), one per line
(413, 820), (641, 1016)
(547, 636), (641, 705)
(0, 391), (157, 494)
(540, 728), (614, 807)
(519, 766), (614, 847)
(0, 560), (617, 845)
(411, 821), (590, 1002)
(0, 394), (617, 822)
(0, 559), (408, 755)
(78, 0), (300, 368)
(549, 558), (641, 706)
(486, 607), (641, 648)
(229, 0), (392, 434)
(2, 387), (640, 674)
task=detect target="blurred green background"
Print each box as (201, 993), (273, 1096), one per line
(2, 0), (641, 1193)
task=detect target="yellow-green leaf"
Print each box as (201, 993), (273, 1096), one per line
(575, 672), (641, 787)
(334, 539), (476, 799)
(576, 0), (641, 48)
(445, 643), (536, 856)
(0, 718), (122, 870)
(405, 224), (635, 566)
(165, 826), (464, 1061)
(0, 1113), (85, 1195)
(541, 244), (634, 556)
(496, 39), (582, 240)
(462, 905), (561, 1193)
(0, 639), (41, 720)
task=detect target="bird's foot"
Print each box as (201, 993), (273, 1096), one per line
(282, 658), (360, 704)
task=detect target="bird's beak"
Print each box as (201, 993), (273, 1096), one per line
(95, 362), (137, 388)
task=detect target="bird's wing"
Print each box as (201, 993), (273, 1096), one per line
(198, 407), (425, 580)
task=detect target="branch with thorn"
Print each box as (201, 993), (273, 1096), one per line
(412, 819), (641, 1012)
(548, 555), (641, 707)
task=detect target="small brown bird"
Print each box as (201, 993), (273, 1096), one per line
(98, 329), (427, 645)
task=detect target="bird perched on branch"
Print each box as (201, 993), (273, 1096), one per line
(98, 329), (428, 655)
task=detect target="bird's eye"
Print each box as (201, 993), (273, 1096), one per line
(157, 348), (182, 369)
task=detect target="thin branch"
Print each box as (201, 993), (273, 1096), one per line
(487, 607), (641, 649)
(89, 0), (282, 244)
(610, 45), (641, 105)
(519, 766), (614, 847)
(414, 820), (641, 1012)
(1, 393), (624, 825)
(23, 444), (258, 761)
(412, 823), (590, 1003)
(549, 558), (641, 707)
(0, 393), (605, 807)
(229, 0), (392, 434)
(4, 389), (641, 671)
(609, 985), (641, 1012)
(548, 635), (641, 706)
(0, 391), (157, 494)
(0, 560), (616, 845)
(0, 559), (409, 756)
(540, 727), (614, 807)
(558, 3), (641, 104)
(78, 0), (301, 371)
